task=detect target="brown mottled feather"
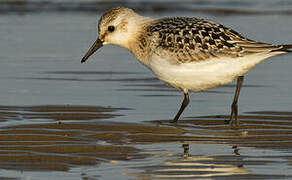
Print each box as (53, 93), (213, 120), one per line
(141, 17), (285, 64)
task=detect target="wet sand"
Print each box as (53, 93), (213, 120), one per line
(0, 106), (292, 179)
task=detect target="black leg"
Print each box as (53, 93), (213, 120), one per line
(182, 143), (190, 157)
(226, 76), (244, 126)
(172, 91), (189, 123)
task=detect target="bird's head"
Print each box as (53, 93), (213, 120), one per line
(81, 7), (145, 63)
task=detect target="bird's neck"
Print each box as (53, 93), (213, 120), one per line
(126, 16), (154, 67)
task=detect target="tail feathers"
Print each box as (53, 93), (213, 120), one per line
(238, 41), (292, 53)
(279, 44), (292, 52)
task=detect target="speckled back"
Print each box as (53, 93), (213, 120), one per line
(143, 17), (278, 63)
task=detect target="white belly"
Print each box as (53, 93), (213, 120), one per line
(149, 52), (283, 91)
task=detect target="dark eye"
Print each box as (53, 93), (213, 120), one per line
(108, 26), (115, 32)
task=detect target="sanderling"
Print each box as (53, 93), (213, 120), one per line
(81, 7), (292, 126)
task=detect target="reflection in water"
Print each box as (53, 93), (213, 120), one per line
(129, 144), (249, 179)
(182, 143), (190, 158)
(233, 145), (240, 156)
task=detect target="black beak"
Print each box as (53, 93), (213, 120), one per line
(81, 38), (103, 63)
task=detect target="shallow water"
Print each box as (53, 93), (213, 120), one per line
(1, 1), (292, 179)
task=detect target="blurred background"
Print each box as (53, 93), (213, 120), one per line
(1, 0), (292, 180)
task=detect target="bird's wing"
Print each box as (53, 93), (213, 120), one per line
(147, 17), (283, 64)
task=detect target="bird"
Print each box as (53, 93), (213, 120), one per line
(81, 7), (292, 126)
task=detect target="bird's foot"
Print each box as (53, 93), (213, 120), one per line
(170, 119), (178, 124)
